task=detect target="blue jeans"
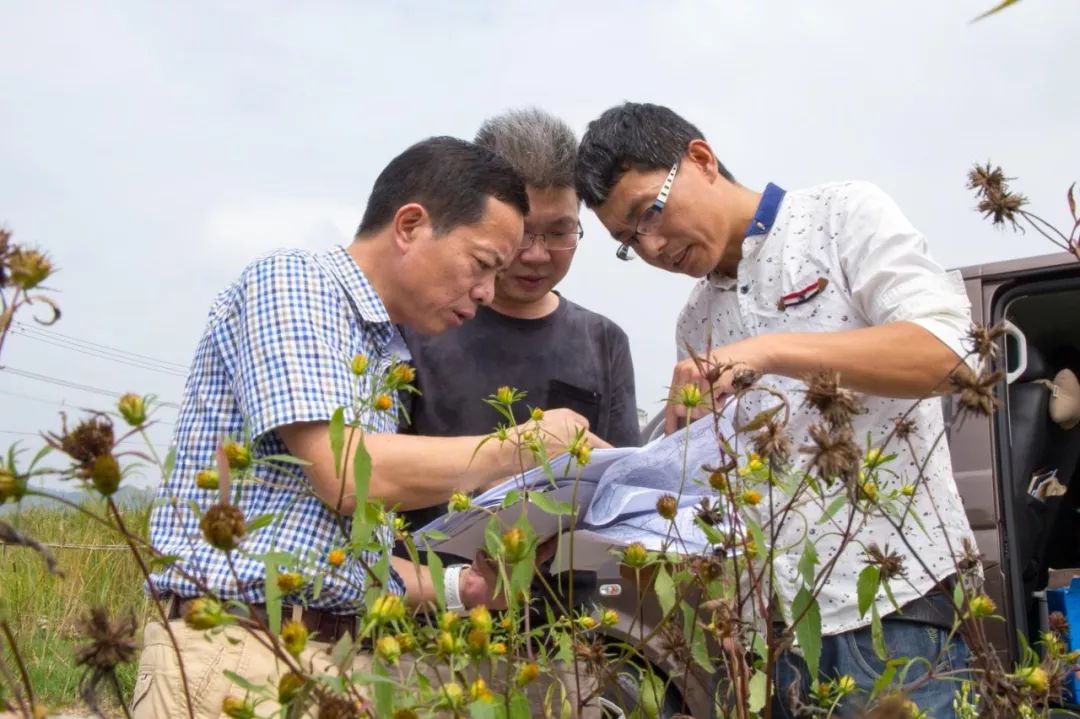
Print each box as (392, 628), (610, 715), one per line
(771, 619), (969, 718)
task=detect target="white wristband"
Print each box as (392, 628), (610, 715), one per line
(444, 564), (469, 613)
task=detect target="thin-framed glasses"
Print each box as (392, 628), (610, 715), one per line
(616, 160), (680, 261)
(521, 222), (584, 252)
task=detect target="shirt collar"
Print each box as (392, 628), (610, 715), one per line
(706, 182), (786, 289)
(320, 245), (393, 326)
(745, 182), (786, 237)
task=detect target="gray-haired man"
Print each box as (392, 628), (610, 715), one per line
(401, 108), (641, 529)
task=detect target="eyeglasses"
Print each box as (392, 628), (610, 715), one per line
(521, 223), (584, 252)
(616, 160), (680, 261)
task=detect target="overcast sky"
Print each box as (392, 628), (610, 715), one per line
(2, 1), (1077, 488)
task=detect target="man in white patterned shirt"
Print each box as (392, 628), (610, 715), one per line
(575, 102), (978, 717)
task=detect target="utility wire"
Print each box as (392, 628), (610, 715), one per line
(11, 324), (188, 377)
(0, 367), (180, 409)
(12, 321), (189, 372)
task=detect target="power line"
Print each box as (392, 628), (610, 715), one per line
(0, 367), (180, 409)
(13, 321), (189, 372)
(11, 324), (188, 377)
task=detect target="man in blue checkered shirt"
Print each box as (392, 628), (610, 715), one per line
(132, 137), (604, 718)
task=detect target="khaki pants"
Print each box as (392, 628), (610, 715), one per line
(131, 620), (600, 718)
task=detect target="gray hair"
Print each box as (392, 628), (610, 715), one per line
(475, 108), (578, 189)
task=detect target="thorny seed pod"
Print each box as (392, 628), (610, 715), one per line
(200, 502), (246, 551)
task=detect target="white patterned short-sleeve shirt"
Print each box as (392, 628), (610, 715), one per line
(677, 181), (978, 636)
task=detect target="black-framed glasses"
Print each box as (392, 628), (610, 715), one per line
(616, 160), (680, 261)
(521, 222), (584, 252)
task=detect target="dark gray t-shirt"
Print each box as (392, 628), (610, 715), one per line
(398, 295), (640, 526)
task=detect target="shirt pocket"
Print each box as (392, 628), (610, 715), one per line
(547, 379), (602, 430)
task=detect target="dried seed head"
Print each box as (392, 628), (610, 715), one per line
(74, 607), (137, 672)
(751, 419), (792, 466)
(966, 323), (1005, 360)
(200, 502), (246, 551)
(803, 370), (862, 427)
(957, 537), (984, 576)
(949, 366), (1004, 417)
(732, 367), (762, 392)
(317, 695), (360, 719)
(864, 543), (906, 581)
(47, 413), (115, 469)
(695, 497), (724, 527)
(800, 423), (861, 484)
(892, 416), (917, 441)
(967, 166), (1030, 231)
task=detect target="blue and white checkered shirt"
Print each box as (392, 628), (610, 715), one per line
(148, 245), (406, 611)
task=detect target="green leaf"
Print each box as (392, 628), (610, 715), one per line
(329, 407), (346, 476)
(817, 494), (848, 525)
(972, 0), (1023, 22)
(148, 554), (183, 571)
(735, 403), (783, 433)
(262, 559), (282, 635)
(871, 603), (887, 660)
(427, 547), (446, 611)
(694, 517), (728, 546)
(748, 669), (767, 713)
(857, 565), (881, 618)
(529, 491), (572, 516)
(372, 661), (392, 718)
(791, 587), (822, 679)
(222, 670), (267, 696)
(469, 700), (498, 719)
(162, 445), (177, 484)
(420, 529), (448, 543)
(509, 553), (536, 609)
(508, 690), (531, 719)
(501, 489), (521, 508)
(654, 564), (676, 618)
(257, 453), (311, 466)
(330, 631), (353, 666)
(245, 513), (276, 534)
(798, 542), (819, 589)
(350, 436), (372, 548)
(682, 601), (715, 673)
(871, 658), (905, 699)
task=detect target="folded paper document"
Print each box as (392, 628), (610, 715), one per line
(417, 416), (730, 561)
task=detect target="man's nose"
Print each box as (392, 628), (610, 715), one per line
(471, 275), (495, 305)
(519, 236), (551, 263)
(636, 233), (668, 260)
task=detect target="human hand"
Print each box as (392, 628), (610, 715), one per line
(664, 337), (772, 435)
(459, 536), (559, 610)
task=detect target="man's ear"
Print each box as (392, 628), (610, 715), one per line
(686, 139), (721, 183)
(391, 203), (429, 253)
